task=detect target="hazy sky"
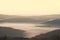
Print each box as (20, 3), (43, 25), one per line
(0, 0), (60, 16)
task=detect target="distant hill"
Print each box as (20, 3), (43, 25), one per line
(0, 14), (60, 24)
(43, 19), (60, 27)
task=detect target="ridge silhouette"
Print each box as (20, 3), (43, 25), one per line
(0, 26), (28, 40)
(31, 29), (60, 40)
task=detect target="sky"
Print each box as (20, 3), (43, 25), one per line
(0, 0), (60, 16)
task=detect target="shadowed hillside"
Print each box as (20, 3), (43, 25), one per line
(31, 29), (60, 40)
(0, 27), (28, 40)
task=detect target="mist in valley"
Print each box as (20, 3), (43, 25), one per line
(0, 14), (60, 40)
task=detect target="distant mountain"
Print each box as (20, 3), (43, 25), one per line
(39, 14), (60, 23)
(43, 19), (60, 27)
(0, 14), (43, 23)
(0, 14), (60, 24)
